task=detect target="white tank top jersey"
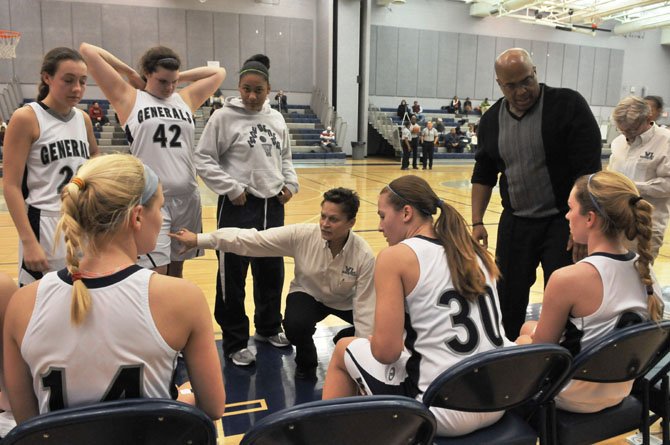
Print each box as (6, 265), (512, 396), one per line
(561, 252), (650, 355)
(124, 91), (197, 196)
(556, 252), (651, 413)
(24, 102), (91, 212)
(401, 236), (509, 397)
(21, 266), (178, 414)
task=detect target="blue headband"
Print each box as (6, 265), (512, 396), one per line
(586, 174), (609, 222)
(141, 164), (159, 205)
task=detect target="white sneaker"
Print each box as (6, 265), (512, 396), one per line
(229, 348), (256, 366)
(254, 332), (291, 348)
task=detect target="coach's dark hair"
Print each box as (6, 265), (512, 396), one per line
(322, 188), (360, 221)
(239, 54), (270, 82)
(38, 47), (85, 101)
(573, 171), (662, 321)
(381, 175), (499, 301)
(139, 46), (181, 78)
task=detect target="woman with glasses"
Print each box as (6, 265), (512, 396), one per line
(608, 95), (670, 259)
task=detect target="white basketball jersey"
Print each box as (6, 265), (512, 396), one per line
(24, 102), (91, 212)
(402, 236), (509, 396)
(125, 91), (197, 196)
(561, 252), (650, 355)
(21, 266), (178, 414)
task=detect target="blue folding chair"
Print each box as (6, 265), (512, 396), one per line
(422, 344), (572, 445)
(3, 399), (217, 445)
(240, 395), (436, 445)
(541, 320), (670, 445)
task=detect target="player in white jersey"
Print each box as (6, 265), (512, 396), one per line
(0, 273), (18, 438)
(3, 48), (99, 287)
(323, 175), (511, 437)
(80, 43), (226, 277)
(3, 154), (225, 424)
(517, 171), (664, 413)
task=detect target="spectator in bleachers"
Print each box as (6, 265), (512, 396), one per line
(88, 101), (108, 130)
(4, 47), (99, 288)
(409, 115), (421, 169)
(645, 95), (664, 125)
(445, 128), (461, 153)
(323, 175), (510, 438)
(608, 96), (670, 259)
(412, 100), (424, 122)
(320, 126), (337, 152)
(448, 96), (461, 114)
(275, 90), (289, 113)
(463, 97), (473, 115)
(396, 99), (412, 122)
(210, 101), (223, 117)
(401, 121), (411, 170)
(3, 154), (226, 423)
(210, 87), (224, 105)
(516, 170), (663, 413)
(171, 188), (375, 381)
(80, 42), (226, 279)
(478, 97), (490, 114)
(193, 54), (299, 367)
(420, 121), (438, 170)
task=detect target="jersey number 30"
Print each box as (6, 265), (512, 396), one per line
(41, 366), (142, 411)
(438, 286), (504, 353)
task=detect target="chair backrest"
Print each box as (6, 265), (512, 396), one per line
(240, 395), (436, 445)
(2, 399), (217, 445)
(422, 344), (572, 412)
(564, 320), (670, 383)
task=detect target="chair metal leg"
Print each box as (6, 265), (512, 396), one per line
(642, 379), (651, 445)
(663, 375), (670, 445)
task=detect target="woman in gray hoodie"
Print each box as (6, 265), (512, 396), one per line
(194, 54), (299, 368)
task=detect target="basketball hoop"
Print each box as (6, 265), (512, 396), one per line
(0, 30), (21, 59)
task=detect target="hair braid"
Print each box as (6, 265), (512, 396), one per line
(56, 183), (91, 326)
(631, 199), (663, 321)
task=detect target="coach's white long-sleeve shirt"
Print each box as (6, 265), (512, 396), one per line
(609, 124), (670, 253)
(197, 224), (376, 336)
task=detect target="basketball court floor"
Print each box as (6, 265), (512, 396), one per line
(0, 158), (666, 444)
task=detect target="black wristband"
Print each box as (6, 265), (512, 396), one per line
(472, 222), (484, 227)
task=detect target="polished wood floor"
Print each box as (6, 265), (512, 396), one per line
(0, 158), (665, 444)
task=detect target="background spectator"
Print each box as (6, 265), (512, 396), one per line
(320, 126), (337, 152)
(463, 97), (473, 115)
(275, 90), (289, 113)
(88, 101), (108, 130)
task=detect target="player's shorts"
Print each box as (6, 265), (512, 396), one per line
(344, 338), (504, 437)
(138, 190), (203, 268)
(19, 207), (66, 287)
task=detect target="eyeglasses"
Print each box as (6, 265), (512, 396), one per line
(499, 73), (536, 92)
(616, 120), (647, 139)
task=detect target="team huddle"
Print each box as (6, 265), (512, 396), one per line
(0, 43), (666, 439)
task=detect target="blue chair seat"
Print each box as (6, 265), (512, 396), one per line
(434, 412), (537, 445)
(240, 395), (436, 445)
(2, 399), (216, 445)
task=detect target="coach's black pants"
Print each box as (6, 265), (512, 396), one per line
(283, 292), (353, 369)
(215, 194), (285, 355)
(495, 210), (572, 340)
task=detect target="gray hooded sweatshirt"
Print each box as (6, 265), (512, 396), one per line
(194, 96), (299, 199)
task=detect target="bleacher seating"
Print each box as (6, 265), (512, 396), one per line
(79, 99), (344, 163)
